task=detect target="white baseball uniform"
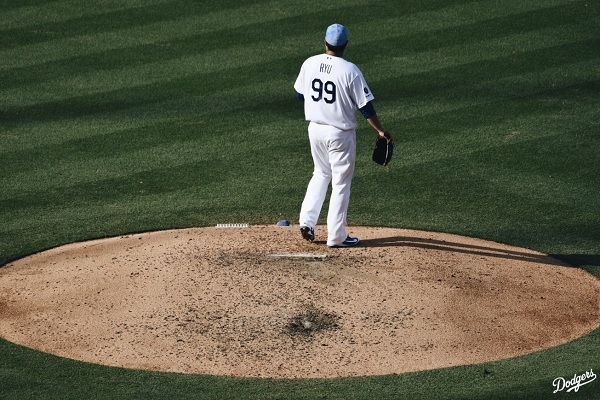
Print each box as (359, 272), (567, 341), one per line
(294, 53), (374, 246)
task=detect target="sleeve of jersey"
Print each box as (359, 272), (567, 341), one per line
(350, 69), (375, 109)
(293, 64), (304, 95)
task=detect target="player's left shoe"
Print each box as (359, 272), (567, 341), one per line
(328, 236), (360, 248)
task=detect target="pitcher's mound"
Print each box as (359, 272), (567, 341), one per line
(0, 226), (599, 378)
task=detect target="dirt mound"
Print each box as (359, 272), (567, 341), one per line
(1, 226), (599, 378)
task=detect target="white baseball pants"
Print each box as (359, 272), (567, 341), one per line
(299, 122), (356, 246)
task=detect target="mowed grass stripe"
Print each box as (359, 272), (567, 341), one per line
(362, 20), (597, 82)
(0, 0), (174, 32)
(0, 80), (300, 188)
(3, 36), (587, 155)
(2, 10), (596, 199)
(0, 0), (580, 73)
(0, 70), (299, 154)
(353, 130), (600, 252)
(372, 41), (597, 121)
(4, 82), (595, 224)
(3, 52), (594, 196)
(3, 27), (595, 133)
(394, 93), (598, 165)
(0, 51), (301, 122)
(0, 0), (375, 71)
(0, 191), (232, 258)
(356, 85), (598, 187)
(6, 26), (596, 195)
(3, 52), (592, 149)
(0, 0), (273, 47)
(0, 110), (302, 198)
(1, 46), (304, 108)
(3, 4), (595, 107)
(0, 124), (306, 235)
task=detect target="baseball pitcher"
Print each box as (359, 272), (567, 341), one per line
(294, 23), (391, 247)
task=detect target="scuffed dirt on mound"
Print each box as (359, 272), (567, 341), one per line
(0, 226), (599, 378)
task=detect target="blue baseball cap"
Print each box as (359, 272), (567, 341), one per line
(325, 23), (347, 46)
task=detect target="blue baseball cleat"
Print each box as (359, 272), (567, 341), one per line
(328, 236), (360, 248)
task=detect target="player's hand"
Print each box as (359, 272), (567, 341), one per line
(372, 131), (394, 166)
(377, 131), (391, 141)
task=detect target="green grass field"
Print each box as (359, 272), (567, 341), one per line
(1, 0), (599, 398)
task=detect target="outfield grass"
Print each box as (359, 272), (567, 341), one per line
(1, 0), (599, 398)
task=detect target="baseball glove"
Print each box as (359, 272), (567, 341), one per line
(372, 132), (394, 166)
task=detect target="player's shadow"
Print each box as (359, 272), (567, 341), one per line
(360, 236), (580, 267)
(549, 254), (600, 265)
(549, 254), (600, 272)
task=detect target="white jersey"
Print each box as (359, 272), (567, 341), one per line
(294, 53), (374, 131)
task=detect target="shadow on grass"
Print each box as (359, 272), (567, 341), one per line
(549, 254), (600, 267)
(550, 254), (600, 279)
(360, 236), (579, 267)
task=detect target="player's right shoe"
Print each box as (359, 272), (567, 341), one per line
(328, 236), (360, 248)
(300, 226), (315, 241)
